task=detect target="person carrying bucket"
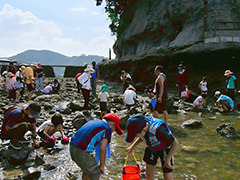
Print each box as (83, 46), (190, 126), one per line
(69, 113), (123, 180)
(125, 114), (179, 180)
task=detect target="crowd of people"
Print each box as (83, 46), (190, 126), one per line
(0, 60), (238, 180)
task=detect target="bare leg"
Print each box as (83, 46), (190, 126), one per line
(153, 111), (160, 119)
(82, 172), (90, 180)
(163, 110), (169, 123)
(28, 91), (33, 101)
(146, 163), (156, 180)
(163, 172), (174, 180)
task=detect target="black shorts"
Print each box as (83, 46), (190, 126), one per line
(143, 147), (173, 173)
(27, 83), (35, 91)
(100, 102), (108, 111)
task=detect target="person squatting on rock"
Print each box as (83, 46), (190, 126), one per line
(91, 61), (99, 98)
(214, 91), (234, 112)
(120, 70), (134, 93)
(193, 93), (207, 110)
(24, 63), (38, 101)
(77, 65), (95, 111)
(51, 79), (61, 93)
(176, 64), (188, 98)
(123, 85), (137, 110)
(198, 76), (208, 95)
(0, 103), (41, 150)
(69, 113), (123, 180)
(35, 63), (44, 92)
(224, 70), (237, 101)
(37, 112), (68, 147)
(153, 65), (169, 123)
(97, 84), (110, 119)
(125, 114), (179, 180)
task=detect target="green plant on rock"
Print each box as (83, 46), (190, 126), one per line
(95, 0), (132, 36)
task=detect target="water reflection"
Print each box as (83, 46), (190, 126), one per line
(1, 112), (240, 179)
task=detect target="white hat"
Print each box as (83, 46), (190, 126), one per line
(84, 65), (95, 73)
(224, 70), (233, 76)
(30, 62), (38, 68)
(214, 91), (221, 97)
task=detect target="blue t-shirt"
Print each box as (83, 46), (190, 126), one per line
(91, 66), (99, 79)
(218, 95), (234, 109)
(227, 75), (236, 89)
(70, 120), (112, 152)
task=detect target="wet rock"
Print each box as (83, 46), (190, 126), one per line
(113, 97), (122, 104)
(35, 154), (45, 165)
(134, 82), (145, 92)
(68, 101), (83, 111)
(49, 109), (56, 114)
(185, 157), (198, 163)
(182, 146), (199, 153)
(73, 118), (87, 129)
(61, 107), (72, 114)
(43, 102), (53, 110)
(44, 164), (56, 171)
(181, 119), (203, 129)
(209, 116), (217, 120)
(23, 167), (41, 180)
(216, 123), (238, 138)
(128, 106), (141, 115)
(35, 94), (61, 102)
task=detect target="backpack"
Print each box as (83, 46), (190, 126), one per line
(0, 106), (20, 138)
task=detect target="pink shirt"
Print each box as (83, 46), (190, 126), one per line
(6, 78), (16, 90)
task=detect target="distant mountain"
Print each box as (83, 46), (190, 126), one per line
(7, 49), (106, 66)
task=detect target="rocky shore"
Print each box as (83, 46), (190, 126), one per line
(0, 77), (239, 179)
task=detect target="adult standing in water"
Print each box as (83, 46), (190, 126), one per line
(224, 70), (237, 101)
(77, 65), (95, 111)
(91, 61), (99, 98)
(153, 65), (169, 123)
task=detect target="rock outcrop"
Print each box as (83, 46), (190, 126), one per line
(113, 0), (240, 61)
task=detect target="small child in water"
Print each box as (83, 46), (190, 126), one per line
(37, 113), (68, 147)
(198, 76), (208, 94)
(97, 84), (110, 119)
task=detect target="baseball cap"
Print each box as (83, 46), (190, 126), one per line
(103, 113), (123, 135)
(125, 114), (146, 143)
(28, 103), (41, 119)
(214, 91), (221, 97)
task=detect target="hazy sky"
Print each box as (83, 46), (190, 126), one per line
(0, 0), (116, 58)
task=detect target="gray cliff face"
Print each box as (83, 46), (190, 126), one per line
(113, 0), (240, 61)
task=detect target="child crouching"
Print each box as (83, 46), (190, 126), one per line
(37, 113), (68, 147)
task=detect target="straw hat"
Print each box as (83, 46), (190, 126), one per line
(224, 70), (233, 76)
(20, 66), (25, 71)
(7, 72), (14, 77)
(84, 65), (95, 73)
(30, 62), (38, 68)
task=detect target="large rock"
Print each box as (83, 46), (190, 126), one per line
(181, 119), (203, 129)
(23, 167), (41, 180)
(216, 123), (238, 138)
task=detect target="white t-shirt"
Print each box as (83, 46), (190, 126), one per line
(77, 72), (91, 90)
(37, 120), (54, 132)
(98, 92), (109, 102)
(199, 81), (207, 91)
(123, 90), (136, 105)
(43, 85), (53, 94)
(193, 96), (204, 107)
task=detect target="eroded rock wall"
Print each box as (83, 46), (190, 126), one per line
(114, 0), (240, 61)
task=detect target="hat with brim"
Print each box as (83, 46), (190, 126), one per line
(30, 62), (38, 68)
(103, 113), (123, 135)
(84, 65), (95, 73)
(28, 103), (41, 119)
(224, 70), (233, 76)
(7, 72), (14, 77)
(20, 66), (25, 71)
(214, 91), (221, 97)
(125, 114), (146, 143)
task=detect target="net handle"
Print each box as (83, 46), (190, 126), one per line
(124, 151), (138, 166)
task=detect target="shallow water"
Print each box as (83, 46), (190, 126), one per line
(2, 111), (239, 180)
